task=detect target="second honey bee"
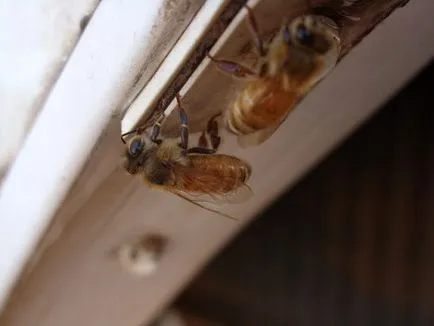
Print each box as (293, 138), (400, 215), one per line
(208, 5), (341, 147)
(122, 95), (253, 220)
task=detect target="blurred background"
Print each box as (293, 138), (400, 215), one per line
(159, 60), (434, 325)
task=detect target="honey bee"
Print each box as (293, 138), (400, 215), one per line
(122, 94), (253, 220)
(208, 5), (341, 147)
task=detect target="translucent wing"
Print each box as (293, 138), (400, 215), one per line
(170, 190), (239, 221)
(167, 180), (253, 221)
(174, 183), (253, 205)
(157, 155), (254, 220)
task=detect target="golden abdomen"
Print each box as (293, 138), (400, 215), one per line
(177, 155), (251, 194)
(226, 78), (298, 135)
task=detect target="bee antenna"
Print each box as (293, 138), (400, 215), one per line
(121, 129), (138, 144)
(121, 125), (150, 144)
(173, 192), (239, 222)
(305, 2), (348, 28)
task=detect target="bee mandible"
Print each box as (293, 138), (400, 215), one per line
(208, 5), (341, 147)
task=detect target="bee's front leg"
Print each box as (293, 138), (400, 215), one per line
(207, 54), (257, 79)
(150, 113), (165, 145)
(207, 6), (266, 79)
(175, 94), (189, 150)
(244, 5), (266, 57)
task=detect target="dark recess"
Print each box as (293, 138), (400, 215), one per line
(174, 60), (434, 326)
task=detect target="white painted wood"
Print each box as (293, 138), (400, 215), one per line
(0, 0), (100, 177)
(0, 0), (204, 313)
(122, 0), (229, 134)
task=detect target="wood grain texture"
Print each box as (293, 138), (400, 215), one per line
(1, 0), (433, 326)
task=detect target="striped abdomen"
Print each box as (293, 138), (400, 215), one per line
(225, 77), (298, 135)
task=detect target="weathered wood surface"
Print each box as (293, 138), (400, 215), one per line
(1, 0), (432, 326)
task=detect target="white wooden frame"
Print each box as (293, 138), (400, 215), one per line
(0, 0), (205, 312)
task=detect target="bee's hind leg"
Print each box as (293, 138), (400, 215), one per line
(206, 113), (222, 151)
(187, 113), (222, 155)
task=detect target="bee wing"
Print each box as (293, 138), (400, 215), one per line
(170, 190), (239, 221)
(169, 184), (253, 221)
(174, 183), (253, 205)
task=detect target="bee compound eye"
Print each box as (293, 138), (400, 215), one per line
(129, 138), (143, 157)
(295, 23), (313, 45)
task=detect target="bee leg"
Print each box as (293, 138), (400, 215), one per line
(206, 113), (222, 151)
(175, 94), (189, 150)
(187, 147), (216, 155)
(197, 113), (221, 151)
(198, 131), (208, 148)
(188, 131), (215, 155)
(188, 134), (216, 154)
(207, 53), (257, 78)
(187, 113), (221, 155)
(244, 5), (266, 57)
(150, 113), (165, 145)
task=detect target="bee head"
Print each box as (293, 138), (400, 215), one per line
(123, 135), (152, 175)
(285, 15), (340, 55)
